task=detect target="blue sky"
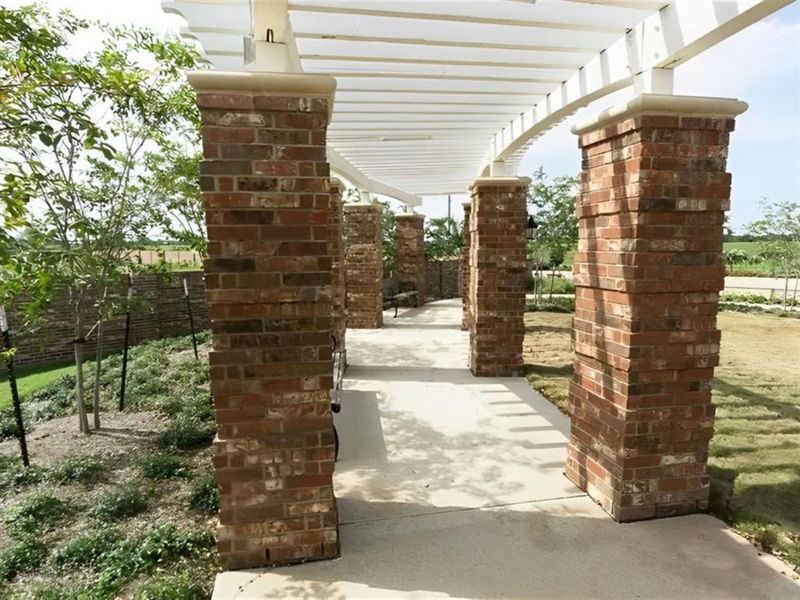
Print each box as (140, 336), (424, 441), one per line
(7, 0), (798, 233)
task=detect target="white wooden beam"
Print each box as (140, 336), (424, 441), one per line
(328, 148), (421, 207)
(482, 0), (795, 174)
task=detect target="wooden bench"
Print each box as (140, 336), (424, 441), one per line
(382, 277), (420, 317)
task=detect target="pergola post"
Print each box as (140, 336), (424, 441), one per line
(460, 202), (472, 331)
(189, 71), (340, 569)
(468, 177), (529, 376)
(566, 94), (748, 521)
(330, 178), (346, 361)
(394, 213), (426, 305)
(343, 203), (383, 329)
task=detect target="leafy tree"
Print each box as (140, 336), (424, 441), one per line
(746, 199), (800, 303)
(526, 167), (579, 268)
(377, 200), (398, 269)
(0, 5), (202, 433)
(424, 217), (463, 260)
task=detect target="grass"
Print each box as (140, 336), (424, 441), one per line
(523, 310), (800, 571)
(0, 361), (75, 411)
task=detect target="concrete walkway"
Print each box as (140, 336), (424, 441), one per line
(214, 299), (799, 599)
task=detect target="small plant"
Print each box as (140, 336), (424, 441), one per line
(134, 568), (211, 600)
(3, 492), (73, 537)
(90, 485), (149, 522)
(138, 453), (189, 480)
(50, 455), (107, 485)
(0, 455), (46, 492)
(0, 535), (49, 581)
(51, 528), (122, 571)
(158, 415), (215, 451)
(188, 471), (219, 515)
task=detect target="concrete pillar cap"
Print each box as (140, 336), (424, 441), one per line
(571, 93), (748, 136)
(470, 176), (531, 191)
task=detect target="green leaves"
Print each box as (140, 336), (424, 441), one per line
(526, 167), (579, 268)
(424, 217), (463, 261)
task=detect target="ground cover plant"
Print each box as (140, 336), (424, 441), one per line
(523, 310), (800, 572)
(0, 331), (218, 598)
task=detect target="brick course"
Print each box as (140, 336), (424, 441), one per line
(566, 104), (744, 521)
(343, 203), (383, 329)
(468, 178), (529, 377)
(460, 202), (472, 331)
(192, 77), (339, 569)
(394, 213), (426, 304)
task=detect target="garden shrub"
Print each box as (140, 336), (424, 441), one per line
(90, 485), (148, 522)
(188, 471), (219, 515)
(3, 492), (73, 537)
(138, 453), (189, 480)
(50, 455), (106, 485)
(50, 528), (122, 571)
(0, 455), (46, 492)
(0, 536), (48, 581)
(158, 414), (215, 451)
(134, 568), (210, 600)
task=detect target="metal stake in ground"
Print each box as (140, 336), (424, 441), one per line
(184, 277), (198, 360)
(0, 306), (30, 467)
(119, 276), (133, 411)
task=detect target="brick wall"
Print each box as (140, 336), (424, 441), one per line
(425, 258), (460, 300)
(9, 271), (209, 367)
(566, 97), (746, 522)
(460, 202), (472, 331)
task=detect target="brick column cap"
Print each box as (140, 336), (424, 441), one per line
(462, 202), (471, 210)
(470, 176), (531, 191)
(395, 213), (424, 220)
(572, 93), (748, 136)
(330, 177), (345, 192)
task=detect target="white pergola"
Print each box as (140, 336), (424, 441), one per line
(162, 0), (792, 207)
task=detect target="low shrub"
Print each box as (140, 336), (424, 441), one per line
(134, 568), (210, 600)
(0, 455), (46, 493)
(91, 522), (214, 596)
(50, 528), (122, 571)
(158, 415), (215, 451)
(0, 536), (49, 581)
(3, 492), (73, 537)
(188, 471), (219, 515)
(50, 455), (106, 485)
(138, 453), (189, 480)
(90, 485), (148, 522)
(525, 297), (575, 314)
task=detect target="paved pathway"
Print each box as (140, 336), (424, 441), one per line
(214, 299), (799, 599)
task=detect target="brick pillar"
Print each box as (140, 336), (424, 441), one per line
(343, 203), (383, 329)
(330, 179), (346, 361)
(460, 202), (471, 331)
(566, 94), (748, 522)
(468, 178), (529, 376)
(394, 213), (426, 305)
(189, 71), (340, 569)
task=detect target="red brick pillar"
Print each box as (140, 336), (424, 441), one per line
(343, 203), (383, 329)
(460, 202), (471, 331)
(330, 179), (346, 361)
(189, 71), (339, 569)
(394, 213), (426, 305)
(566, 94), (748, 521)
(468, 178), (529, 376)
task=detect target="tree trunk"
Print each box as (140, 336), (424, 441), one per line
(92, 314), (104, 430)
(74, 315), (90, 434)
(784, 276), (789, 306)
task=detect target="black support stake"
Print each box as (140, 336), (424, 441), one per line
(119, 277), (133, 411)
(184, 277), (199, 360)
(1, 307), (30, 467)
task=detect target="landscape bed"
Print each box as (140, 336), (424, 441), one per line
(523, 310), (800, 572)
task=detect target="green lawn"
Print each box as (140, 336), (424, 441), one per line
(0, 361), (75, 410)
(524, 310), (800, 569)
